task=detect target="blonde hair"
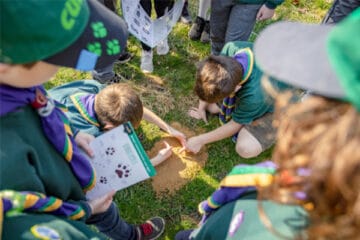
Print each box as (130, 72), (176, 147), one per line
(260, 93), (360, 239)
(94, 83), (143, 129)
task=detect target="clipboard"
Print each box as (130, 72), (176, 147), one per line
(86, 122), (156, 200)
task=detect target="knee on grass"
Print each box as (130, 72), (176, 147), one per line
(235, 140), (262, 159)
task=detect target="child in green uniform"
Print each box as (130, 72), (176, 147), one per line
(176, 8), (360, 240)
(49, 79), (187, 166)
(187, 41), (277, 158)
(0, 1), (165, 239)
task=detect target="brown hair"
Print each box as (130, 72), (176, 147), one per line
(194, 55), (243, 103)
(260, 93), (360, 239)
(94, 83), (143, 129)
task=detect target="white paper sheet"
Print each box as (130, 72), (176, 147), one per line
(122, 0), (185, 48)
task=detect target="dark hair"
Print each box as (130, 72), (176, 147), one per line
(259, 93), (360, 239)
(194, 55), (243, 103)
(95, 83), (143, 129)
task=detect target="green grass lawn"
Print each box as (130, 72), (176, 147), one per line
(47, 0), (331, 238)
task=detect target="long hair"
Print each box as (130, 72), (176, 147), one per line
(260, 92), (360, 239)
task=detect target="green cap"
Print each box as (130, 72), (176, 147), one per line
(327, 9), (360, 112)
(0, 0), (128, 71)
(254, 8), (360, 111)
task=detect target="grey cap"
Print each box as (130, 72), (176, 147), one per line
(254, 21), (345, 99)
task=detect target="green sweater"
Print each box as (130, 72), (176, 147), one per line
(221, 41), (274, 124)
(191, 196), (307, 239)
(1, 106), (105, 239)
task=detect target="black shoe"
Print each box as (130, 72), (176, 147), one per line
(135, 217), (165, 240)
(94, 73), (127, 84)
(115, 52), (133, 64)
(189, 16), (205, 41)
(200, 20), (210, 43)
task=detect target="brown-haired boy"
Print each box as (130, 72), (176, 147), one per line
(186, 41), (276, 158)
(49, 79), (186, 166)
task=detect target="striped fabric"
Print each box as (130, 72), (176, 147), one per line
(1, 190), (85, 220)
(70, 93), (100, 127)
(0, 85), (96, 192)
(198, 161), (276, 224)
(219, 48), (254, 142)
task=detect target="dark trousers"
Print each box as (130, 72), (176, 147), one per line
(86, 202), (137, 240)
(140, 0), (174, 51)
(323, 0), (360, 23)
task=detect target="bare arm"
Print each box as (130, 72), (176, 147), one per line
(185, 120), (243, 153)
(143, 107), (186, 146)
(150, 141), (173, 166)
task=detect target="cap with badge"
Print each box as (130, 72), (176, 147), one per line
(0, 0), (128, 71)
(254, 8), (360, 111)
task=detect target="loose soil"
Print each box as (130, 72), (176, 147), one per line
(147, 122), (208, 196)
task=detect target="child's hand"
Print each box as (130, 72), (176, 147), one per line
(188, 107), (208, 124)
(88, 190), (115, 215)
(75, 131), (95, 157)
(184, 136), (204, 154)
(151, 141), (173, 166)
(256, 4), (275, 21)
(167, 126), (187, 147)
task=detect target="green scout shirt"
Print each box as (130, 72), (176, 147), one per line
(49, 80), (105, 137)
(221, 41), (274, 124)
(191, 198), (307, 240)
(1, 106), (105, 239)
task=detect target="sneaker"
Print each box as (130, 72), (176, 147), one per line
(180, 1), (192, 24)
(188, 16), (205, 41)
(115, 52), (133, 64)
(200, 21), (210, 43)
(156, 38), (169, 55)
(135, 216), (165, 240)
(180, 15), (192, 25)
(140, 50), (153, 73)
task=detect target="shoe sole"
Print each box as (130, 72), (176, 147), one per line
(115, 56), (133, 64)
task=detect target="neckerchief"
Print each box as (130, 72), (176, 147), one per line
(1, 190), (85, 220)
(70, 93), (100, 127)
(0, 85), (95, 192)
(218, 47), (254, 142)
(198, 161), (276, 224)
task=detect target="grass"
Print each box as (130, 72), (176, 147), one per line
(47, 0), (331, 238)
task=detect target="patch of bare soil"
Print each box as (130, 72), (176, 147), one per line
(147, 123), (208, 196)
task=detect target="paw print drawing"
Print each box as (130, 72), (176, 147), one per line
(91, 22), (107, 38)
(99, 176), (107, 184)
(115, 164), (131, 179)
(106, 39), (120, 55)
(87, 42), (102, 56)
(105, 147), (115, 156)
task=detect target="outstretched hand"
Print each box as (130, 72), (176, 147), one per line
(188, 107), (208, 124)
(151, 141), (173, 166)
(182, 136), (204, 154)
(167, 126), (187, 147)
